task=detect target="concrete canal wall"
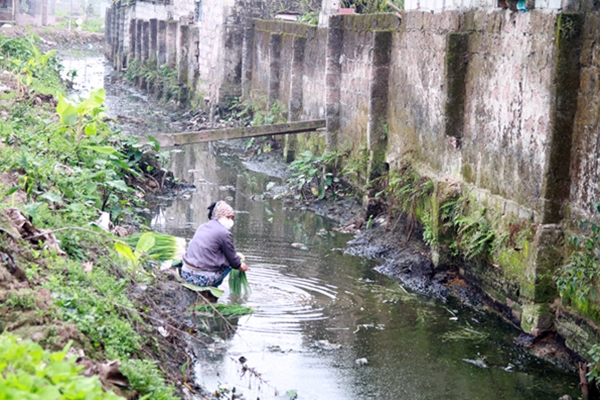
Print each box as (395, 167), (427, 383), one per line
(105, 0), (600, 359)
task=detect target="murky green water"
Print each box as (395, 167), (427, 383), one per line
(73, 53), (580, 400)
(148, 142), (579, 400)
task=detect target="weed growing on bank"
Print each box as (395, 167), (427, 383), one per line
(0, 34), (180, 399)
(0, 333), (122, 399)
(554, 202), (600, 391)
(555, 204), (600, 316)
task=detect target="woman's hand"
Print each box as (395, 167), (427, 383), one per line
(239, 263), (250, 272)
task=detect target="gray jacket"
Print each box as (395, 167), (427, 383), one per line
(183, 219), (241, 273)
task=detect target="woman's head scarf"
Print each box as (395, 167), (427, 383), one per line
(212, 200), (234, 220)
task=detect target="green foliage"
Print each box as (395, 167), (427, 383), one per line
(341, 0), (404, 12)
(342, 145), (370, 185)
(451, 208), (495, 260)
(555, 203), (600, 315)
(124, 61), (179, 103)
(587, 344), (600, 385)
(195, 303), (254, 317)
(123, 232), (186, 262)
(5, 291), (37, 309)
(120, 360), (177, 400)
(376, 164), (433, 219)
(287, 150), (344, 200)
(0, 69), (150, 227)
(0, 332), (122, 399)
(0, 34), (179, 400)
(115, 232), (155, 280)
(45, 254), (142, 360)
(225, 95), (287, 126)
(0, 34), (63, 96)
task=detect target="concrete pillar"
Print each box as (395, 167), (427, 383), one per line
(105, 6), (112, 57)
(268, 33), (282, 109)
(167, 21), (178, 68)
(158, 20), (167, 66)
(189, 28), (199, 91)
(324, 15), (343, 152)
(284, 35), (306, 162)
(128, 18), (136, 63)
(150, 19), (158, 61)
(541, 13), (584, 224)
(241, 19), (255, 100)
(520, 224), (564, 336)
(136, 19), (143, 61)
(443, 33), (469, 142)
(142, 20), (150, 61)
(178, 24), (190, 104)
(117, 5), (126, 70)
(366, 30), (392, 182)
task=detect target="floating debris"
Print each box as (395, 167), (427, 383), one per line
(313, 340), (342, 351)
(462, 357), (488, 369)
(441, 327), (489, 343)
(291, 243), (308, 250)
(355, 358), (368, 365)
(354, 324), (385, 333)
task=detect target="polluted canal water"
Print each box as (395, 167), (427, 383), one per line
(153, 144), (579, 400)
(70, 53), (580, 399)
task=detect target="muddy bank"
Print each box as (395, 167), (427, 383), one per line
(340, 210), (582, 373)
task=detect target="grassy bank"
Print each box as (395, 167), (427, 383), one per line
(0, 33), (189, 399)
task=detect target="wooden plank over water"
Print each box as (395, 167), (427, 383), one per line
(153, 119), (326, 147)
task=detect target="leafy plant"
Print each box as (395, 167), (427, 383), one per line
(123, 232), (186, 262)
(341, 145), (370, 185)
(56, 87), (109, 143)
(288, 150), (343, 200)
(0, 332), (122, 400)
(341, 0), (404, 12)
(375, 164), (433, 220)
(120, 359), (177, 400)
(555, 203), (600, 315)
(115, 232), (156, 280)
(452, 208), (495, 259)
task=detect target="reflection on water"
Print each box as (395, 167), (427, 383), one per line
(151, 143), (579, 400)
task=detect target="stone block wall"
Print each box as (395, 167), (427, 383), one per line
(462, 12), (557, 217)
(569, 12), (600, 220)
(247, 20), (326, 119)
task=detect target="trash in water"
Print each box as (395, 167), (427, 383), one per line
(462, 357), (488, 369)
(313, 340), (342, 351)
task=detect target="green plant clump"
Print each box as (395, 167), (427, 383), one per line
(0, 332), (122, 399)
(287, 150), (344, 200)
(555, 203), (600, 316)
(0, 34), (64, 96)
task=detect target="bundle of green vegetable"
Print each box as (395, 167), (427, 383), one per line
(229, 253), (251, 296)
(123, 232), (186, 262)
(229, 269), (251, 296)
(195, 303), (254, 317)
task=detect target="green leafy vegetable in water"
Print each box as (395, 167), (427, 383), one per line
(195, 303), (254, 317)
(229, 268), (251, 296)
